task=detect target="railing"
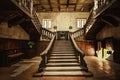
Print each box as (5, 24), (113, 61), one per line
(71, 28), (84, 39)
(84, 9), (96, 34)
(84, 0), (116, 35)
(42, 28), (55, 39)
(11, 0), (33, 15)
(69, 34), (88, 71)
(94, 0), (116, 18)
(38, 35), (56, 72)
(31, 10), (42, 34)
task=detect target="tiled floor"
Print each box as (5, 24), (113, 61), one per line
(0, 56), (120, 80)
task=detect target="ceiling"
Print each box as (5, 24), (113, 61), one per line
(33, 0), (94, 12)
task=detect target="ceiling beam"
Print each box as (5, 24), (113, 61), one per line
(57, 0), (60, 11)
(48, 0), (53, 11)
(38, 0), (45, 11)
(67, 0), (70, 8)
(74, 0), (79, 11)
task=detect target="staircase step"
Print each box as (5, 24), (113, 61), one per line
(44, 66), (82, 71)
(42, 71), (93, 77)
(51, 52), (75, 54)
(50, 56), (76, 59)
(51, 54), (75, 56)
(48, 59), (77, 62)
(46, 63), (79, 66)
(52, 51), (74, 53)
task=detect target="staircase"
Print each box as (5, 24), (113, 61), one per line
(34, 40), (93, 77)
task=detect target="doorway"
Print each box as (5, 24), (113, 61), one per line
(57, 31), (69, 40)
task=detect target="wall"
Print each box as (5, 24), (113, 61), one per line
(96, 24), (120, 63)
(37, 12), (89, 32)
(76, 41), (95, 56)
(96, 24), (120, 40)
(36, 41), (50, 56)
(0, 22), (30, 40)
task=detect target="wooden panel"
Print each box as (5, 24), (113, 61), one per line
(76, 41), (95, 56)
(69, 0), (77, 4)
(60, 0), (67, 4)
(36, 41), (50, 56)
(41, 0), (49, 4)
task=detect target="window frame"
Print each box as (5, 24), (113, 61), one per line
(77, 18), (86, 28)
(42, 19), (52, 29)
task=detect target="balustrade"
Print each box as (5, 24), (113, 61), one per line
(71, 28), (84, 39)
(38, 34), (55, 72)
(84, 0), (116, 35)
(69, 33), (88, 71)
(41, 28), (54, 39)
(15, 0), (33, 14)
(94, 0), (116, 17)
(31, 11), (41, 33)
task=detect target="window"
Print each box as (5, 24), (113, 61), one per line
(42, 19), (52, 28)
(77, 19), (86, 28)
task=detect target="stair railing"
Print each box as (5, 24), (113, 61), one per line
(69, 29), (88, 71)
(41, 28), (55, 39)
(38, 30), (56, 72)
(14, 0), (33, 14)
(71, 28), (84, 40)
(31, 10), (42, 34)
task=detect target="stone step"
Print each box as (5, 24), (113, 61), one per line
(51, 54), (75, 56)
(46, 62), (79, 66)
(42, 71), (93, 77)
(52, 48), (74, 51)
(52, 51), (74, 54)
(50, 56), (76, 59)
(48, 59), (77, 62)
(44, 66), (82, 71)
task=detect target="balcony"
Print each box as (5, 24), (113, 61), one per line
(0, 0), (33, 23)
(94, 0), (116, 18)
(84, 0), (119, 40)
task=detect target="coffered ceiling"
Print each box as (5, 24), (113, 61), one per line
(33, 0), (94, 12)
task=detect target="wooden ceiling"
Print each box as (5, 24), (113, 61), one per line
(33, 0), (94, 12)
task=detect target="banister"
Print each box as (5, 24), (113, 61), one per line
(71, 28), (84, 39)
(38, 35), (56, 72)
(70, 35), (84, 56)
(94, 0), (116, 18)
(69, 34), (88, 71)
(31, 10), (42, 34)
(40, 35), (56, 56)
(41, 28), (54, 39)
(10, 0), (32, 18)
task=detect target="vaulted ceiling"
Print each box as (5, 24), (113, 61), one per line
(33, 0), (94, 12)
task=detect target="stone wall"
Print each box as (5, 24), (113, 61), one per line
(0, 22), (29, 40)
(37, 12), (89, 32)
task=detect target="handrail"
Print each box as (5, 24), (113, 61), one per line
(70, 35), (84, 55)
(14, 0), (33, 14)
(38, 35), (56, 72)
(71, 28), (84, 39)
(31, 10), (42, 34)
(40, 35), (55, 56)
(94, 0), (116, 18)
(69, 34), (88, 71)
(84, 0), (116, 35)
(10, 0), (33, 18)
(41, 28), (54, 39)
